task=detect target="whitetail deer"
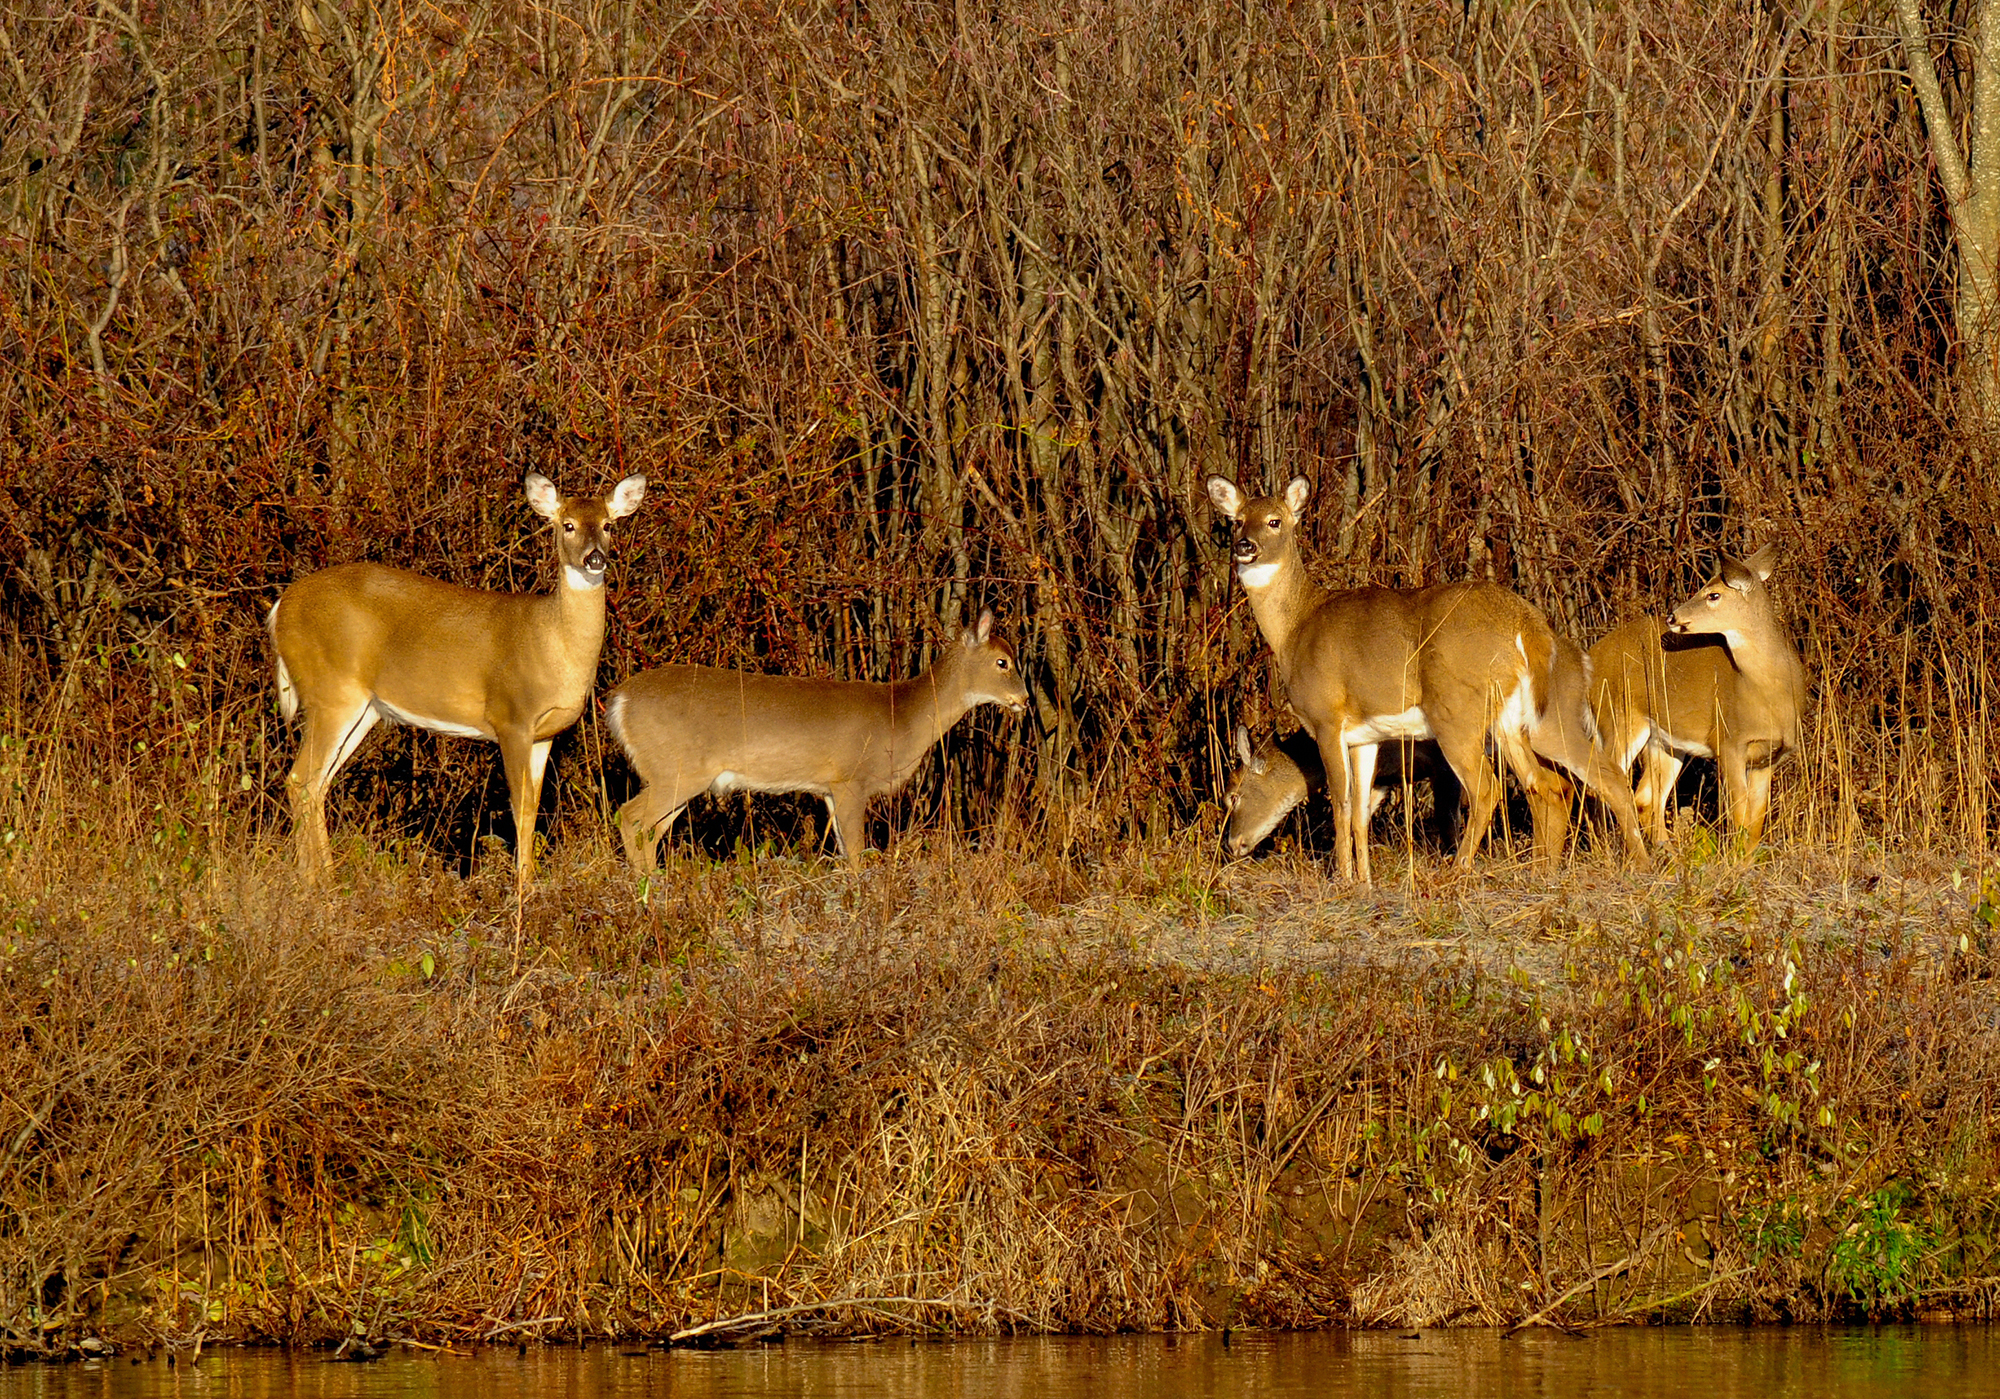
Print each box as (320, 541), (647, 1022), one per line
(606, 609), (1030, 870)
(268, 472), (648, 887)
(1589, 546), (1806, 846)
(1222, 725), (1460, 858)
(1206, 475), (1647, 882)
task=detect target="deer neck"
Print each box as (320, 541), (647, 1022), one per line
(545, 566), (610, 668)
(884, 652), (977, 782)
(1717, 612), (1792, 688)
(1721, 611), (1805, 739)
(1239, 553), (1324, 661)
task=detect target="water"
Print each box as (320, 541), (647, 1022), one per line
(4, 1328), (1997, 1398)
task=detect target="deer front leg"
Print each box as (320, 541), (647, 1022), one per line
(824, 786), (870, 869)
(1721, 743), (1775, 849)
(1347, 740), (1381, 885)
(615, 787), (679, 873)
(499, 734), (552, 891)
(1741, 764), (1774, 847)
(1317, 734), (1358, 881)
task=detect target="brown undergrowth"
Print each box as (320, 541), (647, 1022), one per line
(2, 800), (1996, 1358)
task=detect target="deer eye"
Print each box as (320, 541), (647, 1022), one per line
(563, 521), (576, 533)
(1266, 516), (1280, 529)
(995, 657), (1010, 670)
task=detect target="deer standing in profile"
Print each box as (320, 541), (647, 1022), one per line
(1222, 725), (1460, 859)
(1206, 476), (1648, 883)
(1589, 546), (1806, 847)
(268, 472), (648, 889)
(605, 609), (1030, 870)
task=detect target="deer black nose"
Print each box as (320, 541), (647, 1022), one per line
(1233, 537), (1257, 561)
(584, 547), (607, 572)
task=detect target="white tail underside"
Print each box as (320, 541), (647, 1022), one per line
(268, 598), (300, 723)
(1495, 671), (1535, 737)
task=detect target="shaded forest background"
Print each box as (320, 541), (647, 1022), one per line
(1, 0), (1994, 860)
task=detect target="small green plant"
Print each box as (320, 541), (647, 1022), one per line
(1736, 1197), (1806, 1264)
(1827, 1182), (1929, 1316)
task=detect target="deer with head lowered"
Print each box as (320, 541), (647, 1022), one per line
(606, 609), (1030, 870)
(1589, 546), (1806, 847)
(1222, 725), (1461, 859)
(268, 472), (648, 889)
(1207, 475), (1648, 883)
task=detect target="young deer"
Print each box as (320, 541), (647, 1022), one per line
(269, 472), (647, 888)
(1589, 546), (1806, 846)
(606, 609), (1030, 870)
(1206, 475), (1647, 882)
(1222, 725), (1460, 858)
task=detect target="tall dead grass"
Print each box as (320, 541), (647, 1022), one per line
(2, 782), (1997, 1353)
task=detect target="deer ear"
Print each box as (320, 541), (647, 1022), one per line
(1284, 477), (1311, 514)
(607, 475), (647, 519)
(1234, 725), (1255, 770)
(975, 608), (994, 644)
(1206, 477), (1246, 521)
(1741, 543), (1777, 582)
(1719, 554), (1758, 593)
(524, 474), (562, 519)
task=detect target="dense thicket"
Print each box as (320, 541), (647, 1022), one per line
(2, 0), (1992, 852)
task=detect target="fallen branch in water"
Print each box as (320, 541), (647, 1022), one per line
(670, 1296), (1015, 1343)
(1608, 1264), (1757, 1326)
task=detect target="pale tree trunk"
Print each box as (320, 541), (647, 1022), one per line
(1896, 0), (2000, 428)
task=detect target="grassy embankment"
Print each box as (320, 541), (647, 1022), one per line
(2, 754), (1994, 1358)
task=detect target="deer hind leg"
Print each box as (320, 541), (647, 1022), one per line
(1428, 755), (1464, 851)
(287, 695), (380, 880)
(1436, 726), (1503, 869)
(1580, 744), (1649, 862)
(1635, 743), (1684, 847)
(499, 734), (553, 890)
(1528, 703), (1649, 864)
(1542, 736), (1650, 864)
(1499, 727), (1570, 864)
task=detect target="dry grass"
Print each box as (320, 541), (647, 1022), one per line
(3, 769), (1996, 1356)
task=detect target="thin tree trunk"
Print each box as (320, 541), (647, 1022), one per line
(1896, 0), (2000, 429)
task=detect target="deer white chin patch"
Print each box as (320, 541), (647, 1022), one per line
(564, 565), (606, 590)
(1236, 561), (1280, 589)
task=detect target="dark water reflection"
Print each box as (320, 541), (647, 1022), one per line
(4, 1328), (1998, 1398)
